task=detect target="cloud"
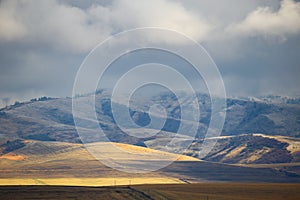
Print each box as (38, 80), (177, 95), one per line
(0, 1), (27, 41)
(0, 0), (113, 53)
(0, 0), (213, 53)
(111, 0), (212, 41)
(0, 0), (300, 105)
(228, 0), (300, 41)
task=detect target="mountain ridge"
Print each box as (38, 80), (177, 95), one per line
(0, 92), (300, 165)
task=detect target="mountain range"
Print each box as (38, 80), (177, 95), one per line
(1, 91), (300, 182)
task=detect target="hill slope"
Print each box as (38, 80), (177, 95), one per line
(0, 140), (300, 183)
(181, 134), (300, 164)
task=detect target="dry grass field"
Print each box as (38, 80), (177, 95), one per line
(1, 140), (300, 183)
(0, 177), (183, 186)
(1, 140), (300, 200)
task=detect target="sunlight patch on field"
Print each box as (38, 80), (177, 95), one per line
(86, 142), (200, 162)
(0, 153), (25, 161)
(114, 142), (199, 161)
(0, 177), (184, 186)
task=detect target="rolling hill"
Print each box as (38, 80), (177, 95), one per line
(0, 139), (300, 184)
(183, 133), (300, 164)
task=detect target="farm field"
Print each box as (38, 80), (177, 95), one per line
(0, 183), (300, 200)
(0, 177), (183, 186)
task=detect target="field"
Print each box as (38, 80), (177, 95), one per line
(1, 140), (300, 199)
(135, 183), (300, 200)
(0, 183), (300, 200)
(0, 177), (183, 186)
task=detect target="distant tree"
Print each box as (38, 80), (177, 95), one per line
(38, 96), (48, 101)
(30, 98), (37, 102)
(37, 96), (55, 101)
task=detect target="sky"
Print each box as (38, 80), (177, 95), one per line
(0, 0), (300, 107)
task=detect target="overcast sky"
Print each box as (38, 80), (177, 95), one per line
(0, 0), (300, 107)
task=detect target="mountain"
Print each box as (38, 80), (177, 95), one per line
(0, 91), (300, 166)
